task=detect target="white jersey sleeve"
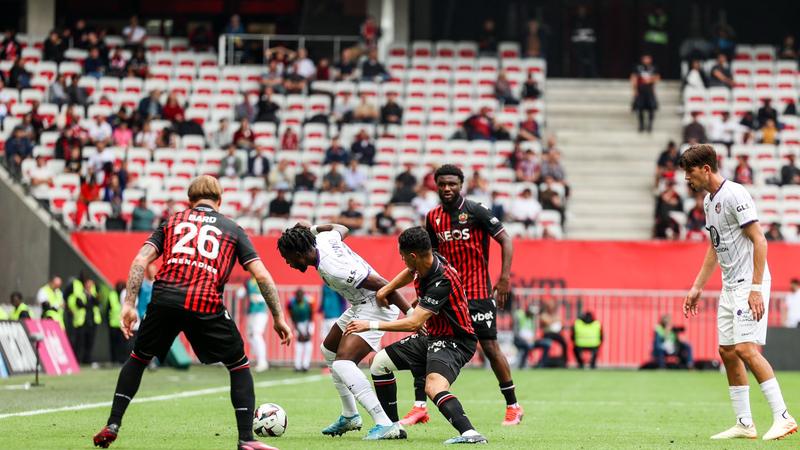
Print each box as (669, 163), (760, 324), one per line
(316, 231), (371, 291)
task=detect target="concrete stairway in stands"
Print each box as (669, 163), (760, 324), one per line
(545, 78), (683, 240)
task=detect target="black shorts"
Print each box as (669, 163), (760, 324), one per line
(468, 299), (497, 340)
(133, 301), (245, 365)
(384, 333), (477, 385)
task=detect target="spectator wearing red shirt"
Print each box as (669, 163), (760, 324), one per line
(76, 171), (101, 227)
(360, 15), (381, 48)
(464, 107), (494, 141)
(733, 155), (753, 185)
(281, 127), (299, 151)
(0, 30), (21, 61)
(161, 93), (184, 123)
(315, 58), (332, 81)
(233, 118), (255, 149)
(518, 110), (541, 142)
(685, 192), (706, 241)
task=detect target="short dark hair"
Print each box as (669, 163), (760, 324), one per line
(679, 144), (718, 172)
(434, 164), (464, 183)
(399, 226), (432, 253)
(10, 291), (22, 302)
(277, 224), (316, 256)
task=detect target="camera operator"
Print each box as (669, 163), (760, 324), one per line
(652, 314), (694, 369)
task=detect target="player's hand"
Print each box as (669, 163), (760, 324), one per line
(683, 287), (702, 318)
(493, 276), (511, 309)
(376, 286), (392, 306)
(418, 324), (428, 336)
(344, 320), (369, 336)
(120, 303), (138, 340)
(748, 290), (765, 322)
(274, 319), (293, 346)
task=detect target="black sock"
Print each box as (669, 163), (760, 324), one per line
(433, 391), (474, 434)
(372, 373), (398, 422)
(228, 358), (255, 442)
(499, 380), (517, 406)
(413, 372), (427, 403)
(107, 354), (149, 427)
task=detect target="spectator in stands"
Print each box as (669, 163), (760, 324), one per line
(685, 193), (706, 241)
(5, 127), (33, 177)
(248, 147), (271, 179)
(478, 18), (498, 56)
(113, 121), (133, 148)
(408, 185), (434, 218)
(0, 30), (21, 61)
(68, 19), (89, 49)
(779, 34), (798, 60)
(682, 59), (708, 90)
(47, 74), (69, 106)
(102, 174), (123, 203)
(631, 53), (660, 133)
(28, 156), (53, 208)
(332, 91), (355, 124)
(390, 163), (418, 204)
(757, 98), (779, 128)
(65, 145), (83, 173)
(219, 145), (242, 178)
(360, 15), (381, 49)
(373, 204), (396, 235)
(518, 110), (541, 142)
(464, 106), (495, 141)
(315, 57), (332, 81)
(83, 46), (106, 78)
(161, 93), (184, 123)
(781, 153), (800, 185)
(733, 154), (754, 185)
(131, 198), (156, 231)
(765, 223), (784, 242)
(643, 6), (669, 68)
(682, 112), (707, 144)
(361, 48), (389, 81)
(43, 30), (66, 63)
(188, 24), (214, 52)
(7, 57), (30, 88)
(739, 111), (757, 131)
(490, 191), (506, 221)
(572, 311), (602, 369)
(261, 59), (285, 93)
(540, 149), (566, 184)
(785, 279), (800, 328)
(708, 111), (740, 151)
(380, 91), (403, 125)
(269, 159), (295, 191)
(656, 141), (680, 176)
(322, 162), (346, 193)
(323, 136), (350, 165)
(277, 126), (298, 151)
(335, 48), (358, 81)
(709, 53), (734, 89)
(126, 47), (148, 78)
(137, 89), (162, 120)
(135, 119), (158, 151)
(467, 170), (489, 196)
(344, 158), (367, 191)
(294, 163), (317, 191)
(785, 99), (797, 117)
(122, 15), (146, 49)
(353, 93), (379, 123)
(292, 47), (316, 80)
(349, 129), (375, 165)
(88, 142), (114, 176)
(759, 118), (780, 145)
(509, 188), (541, 228)
(88, 114), (112, 146)
(571, 5), (598, 78)
(539, 177), (565, 225)
(654, 180), (682, 239)
(522, 18), (549, 58)
(76, 170), (101, 227)
(422, 165), (438, 191)
(337, 198), (364, 231)
(494, 70), (519, 106)
(283, 64), (307, 94)
(64, 74), (87, 106)
(521, 73), (542, 100)
(268, 189), (291, 218)
(233, 118), (255, 149)
(516, 149), (539, 182)
(208, 118), (231, 148)
(255, 87), (280, 123)
(653, 314), (693, 369)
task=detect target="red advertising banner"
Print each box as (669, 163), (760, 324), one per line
(22, 320), (80, 376)
(72, 233), (800, 291)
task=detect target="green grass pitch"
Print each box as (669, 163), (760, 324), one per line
(0, 366), (798, 449)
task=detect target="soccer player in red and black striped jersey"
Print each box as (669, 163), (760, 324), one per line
(346, 226), (488, 444)
(93, 176), (292, 450)
(414, 164), (523, 426)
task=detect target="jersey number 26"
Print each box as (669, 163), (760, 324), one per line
(173, 222), (222, 259)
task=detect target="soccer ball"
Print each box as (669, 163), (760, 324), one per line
(253, 403), (287, 437)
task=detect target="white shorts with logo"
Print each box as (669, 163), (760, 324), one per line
(718, 280), (770, 346)
(336, 303), (400, 351)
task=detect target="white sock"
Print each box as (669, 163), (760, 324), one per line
(461, 429), (480, 437)
(414, 401), (427, 408)
(759, 378), (788, 420)
(332, 360), (392, 426)
(322, 346), (358, 417)
(729, 386), (753, 427)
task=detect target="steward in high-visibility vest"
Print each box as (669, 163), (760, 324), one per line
(0, 307), (8, 320)
(37, 277), (65, 329)
(10, 292), (31, 320)
(108, 282), (127, 364)
(572, 312), (602, 369)
(67, 277), (101, 364)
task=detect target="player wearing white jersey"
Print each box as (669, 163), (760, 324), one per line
(681, 144), (797, 441)
(278, 223), (411, 441)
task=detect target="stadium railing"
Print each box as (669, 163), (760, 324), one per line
(221, 286), (788, 369)
(218, 33), (362, 66)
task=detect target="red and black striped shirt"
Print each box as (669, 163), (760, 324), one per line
(414, 253), (475, 339)
(145, 206), (260, 313)
(425, 197), (505, 300)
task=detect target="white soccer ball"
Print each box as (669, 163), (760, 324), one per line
(253, 403), (287, 437)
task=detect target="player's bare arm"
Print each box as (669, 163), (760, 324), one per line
(295, 221), (350, 240)
(246, 260), (293, 346)
(120, 244), (159, 339)
(684, 244), (718, 318)
(345, 307), (433, 335)
(359, 273), (412, 312)
(376, 268), (415, 304)
(492, 230), (514, 309)
(742, 221), (768, 321)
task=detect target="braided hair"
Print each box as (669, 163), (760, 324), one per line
(277, 224), (316, 256)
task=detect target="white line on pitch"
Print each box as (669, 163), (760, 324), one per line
(0, 374), (326, 420)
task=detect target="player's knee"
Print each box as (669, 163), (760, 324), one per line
(424, 373), (449, 399)
(370, 350), (397, 377)
(734, 343), (758, 362)
(331, 359), (355, 375)
(718, 345), (736, 359)
(481, 339), (500, 357)
(321, 344), (336, 364)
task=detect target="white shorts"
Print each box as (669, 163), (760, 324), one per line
(336, 303), (400, 351)
(718, 280), (771, 346)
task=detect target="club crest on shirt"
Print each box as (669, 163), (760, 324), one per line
(458, 212), (469, 224)
(715, 202), (721, 214)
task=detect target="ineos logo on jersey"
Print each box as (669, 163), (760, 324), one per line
(709, 226), (721, 248)
(436, 228), (470, 242)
